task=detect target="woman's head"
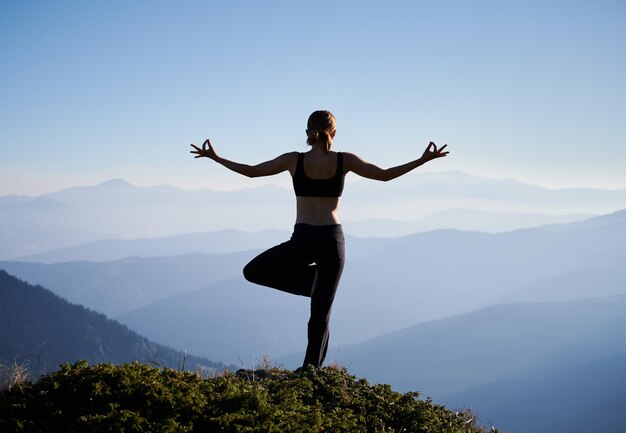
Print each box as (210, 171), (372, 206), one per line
(306, 110), (336, 152)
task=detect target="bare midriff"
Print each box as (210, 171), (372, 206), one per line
(295, 196), (341, 225)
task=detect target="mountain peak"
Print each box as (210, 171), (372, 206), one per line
(97, 179), (134, 189)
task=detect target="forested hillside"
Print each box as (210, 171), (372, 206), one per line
(0, 270), (225, 374)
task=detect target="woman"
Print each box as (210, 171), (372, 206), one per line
(190, 110), (448, 368)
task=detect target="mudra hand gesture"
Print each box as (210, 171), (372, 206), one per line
(190, 139), (217, 160)
(421, 142), (449, 162)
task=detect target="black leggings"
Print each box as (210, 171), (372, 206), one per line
(243, 223), (345, 368)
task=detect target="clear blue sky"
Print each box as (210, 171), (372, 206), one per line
(2, 0), (625, 195)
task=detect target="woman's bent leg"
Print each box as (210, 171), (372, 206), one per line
(243, 240), (316, 297)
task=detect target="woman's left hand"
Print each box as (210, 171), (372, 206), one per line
(190, 139), (218, 160)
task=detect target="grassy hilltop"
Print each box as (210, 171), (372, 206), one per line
(0, 361), (499, 433)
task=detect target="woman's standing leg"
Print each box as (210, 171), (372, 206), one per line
(302, 226), (345, 367)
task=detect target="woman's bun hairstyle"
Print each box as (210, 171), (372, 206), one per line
(306, 110), (336, 153)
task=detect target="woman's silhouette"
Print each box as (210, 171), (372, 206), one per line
(190, 110), (448, 368)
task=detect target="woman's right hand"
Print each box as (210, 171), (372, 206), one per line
(190, 139), (218, 160)
(421, 141), (449, 162)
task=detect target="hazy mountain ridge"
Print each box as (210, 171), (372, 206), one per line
(116, 277), (310, 367)
(541, 207), (626, 231)
(344, 208), (593, 237)
(344, 170), (626, 216)
(0, 270), (226, 373)
(489, 265), (626, 305)
(14, 229), (290, 264)
(311, 295), (626, 428)
(2, 173), (625, 260)
(334, 211), (626, 341)
(443, 353), (626, 433)
(11, 208), (592, 264)
(0, 195), (119, 259)
(0, 250), (258, 316)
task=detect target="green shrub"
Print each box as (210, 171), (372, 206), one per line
(0, 361), (500, 433)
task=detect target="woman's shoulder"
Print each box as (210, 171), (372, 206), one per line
(338, 151), (357, 157)
(276, 151), (300, 176)
(339, 151), (359, 162)
(278, 151), (301, 159)
(339, 152), (371, 174)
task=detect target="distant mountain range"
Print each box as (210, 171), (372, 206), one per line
(488, 265), (626, 305)
(11, 211), (593, 264)
(3, 209), (616, 366)
(14, 229), (290, 264)
(344, 208), (593, 237)
(2, 173), (624, 259)
(0, 270), (228, 374)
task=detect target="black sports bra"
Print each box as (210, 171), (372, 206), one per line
(292, 152), (344, 197)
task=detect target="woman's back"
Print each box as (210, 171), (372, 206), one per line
(299, 151), (342, 179)
(293, 150), (343, 226)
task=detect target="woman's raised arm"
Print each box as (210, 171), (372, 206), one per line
(190, 139), (296, 178)
(344, 142), (449, 182)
